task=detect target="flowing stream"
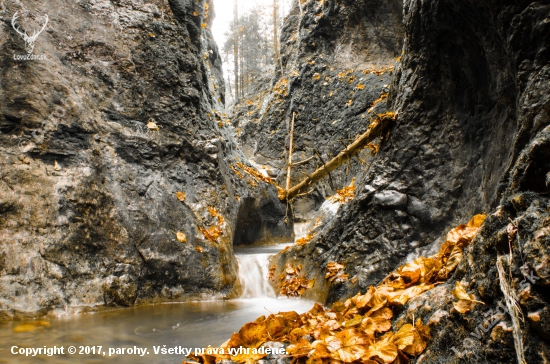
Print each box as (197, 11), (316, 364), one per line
(0, 244), (314, 363)
(234, 245), (281, 298)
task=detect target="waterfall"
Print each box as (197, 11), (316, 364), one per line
(236, 252), (276, 298)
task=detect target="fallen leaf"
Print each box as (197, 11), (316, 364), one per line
(328, 179), (356, 203)
(296, 233), (314, 246)
(176, 191), (186, 201)
(332, 329), (370, 362)
(176, 231), (187, 243)
(452, 281), (484, 313)
(13, 321), (50, 333)
(147, 120), (159, 131)
(366, 332), (398, 363)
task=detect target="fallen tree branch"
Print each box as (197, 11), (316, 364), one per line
(497, 255), (526, 364)
(292, 155), (315, 166)
(314, 149), (335, 191)
(286, 112), (296, 192)
(281, 112), (396, 201)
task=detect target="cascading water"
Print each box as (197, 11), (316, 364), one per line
(234, 245), (288, 298)
(236, 253), (276, 298)
(2, 244), (315, 364)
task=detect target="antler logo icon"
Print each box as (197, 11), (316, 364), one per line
(11, 11), (49, 54)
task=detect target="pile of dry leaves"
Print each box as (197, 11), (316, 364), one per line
(187, 214), (485, 364)
(328, 179), (356, 204)
(296, 233), (315, 246)
(273, 263), (315, 297)
(197, 207), (225, 244)
(230, 162), (286, 199)
(325, 262), (349, 283)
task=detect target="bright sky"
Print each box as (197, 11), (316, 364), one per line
(211, 0), (292, 51)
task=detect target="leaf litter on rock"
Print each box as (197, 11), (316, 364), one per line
(186, 214), (486, 364)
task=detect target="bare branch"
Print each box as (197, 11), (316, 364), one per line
(292, 155), (314, 166)
(283, 112), (396, 201)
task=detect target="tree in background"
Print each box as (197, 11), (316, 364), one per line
(233, 0), (239, 102)
(222, 0), (286, 104)
(273, 0), (279, 66)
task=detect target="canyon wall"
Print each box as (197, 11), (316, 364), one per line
(234, 0), (404, 220)
(0, 0), (290, 319)
(251, 0), (549, 362)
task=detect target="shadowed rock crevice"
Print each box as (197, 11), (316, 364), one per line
(233, 196), (294, 246)
(261, 0), (549, 362)
(0, 0), (288, 318)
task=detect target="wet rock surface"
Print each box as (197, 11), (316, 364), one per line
(233, 0), (404, 220)
(264, 0), (549, 362)
(1, 0), (549, 361)
(0, 0), (291, 318)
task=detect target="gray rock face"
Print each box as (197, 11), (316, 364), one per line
(233, 0), (405, 220)
(372, 190), (407, 208)
(270, 0), (549, 361)
(0, 0), (291, 318)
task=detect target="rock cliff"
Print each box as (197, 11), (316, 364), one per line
(242, 0), (549, 362)
(0, 0), (291, 319)
(233, 0), (404, 220)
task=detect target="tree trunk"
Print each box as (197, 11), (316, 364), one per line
(286, 112), (296, 192)
(233, 0), (239, 102)
(273, 0), (279, 66)
(283, 113), (396, 200)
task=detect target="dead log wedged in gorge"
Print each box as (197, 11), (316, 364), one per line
(281, 112), (396, 201)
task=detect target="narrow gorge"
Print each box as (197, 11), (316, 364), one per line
(0, 0), (549, 363)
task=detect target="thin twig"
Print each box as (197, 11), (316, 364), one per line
(292, 155), (314, 166)
(286, 112), (296, 192)
(314, 149), (335, 190)
(293, 189), (315, 199)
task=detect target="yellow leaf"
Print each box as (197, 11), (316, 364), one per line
(366, 307), (393, 333)
(13, 321), (50, 333)
(332, 329), (370, 362)
(392, 324), (415, 350)
(287, 338), (313, 357)
(365, 332), (397, 363)
(344, 315), (363, 328)
(195, 246), (203, 253)
(176, 231), (186, 243)
(452, 281), (484, 313)
(309, 342), (332, 360)
(468, 213), (486, 228)
(356, 286), (375, 309)
(147, 121), (159, 131)
(438, 245), (463, 279)
(176, 191), (186, 201)
(399, 322), (429, 356)
(227, 322), (267, 349)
